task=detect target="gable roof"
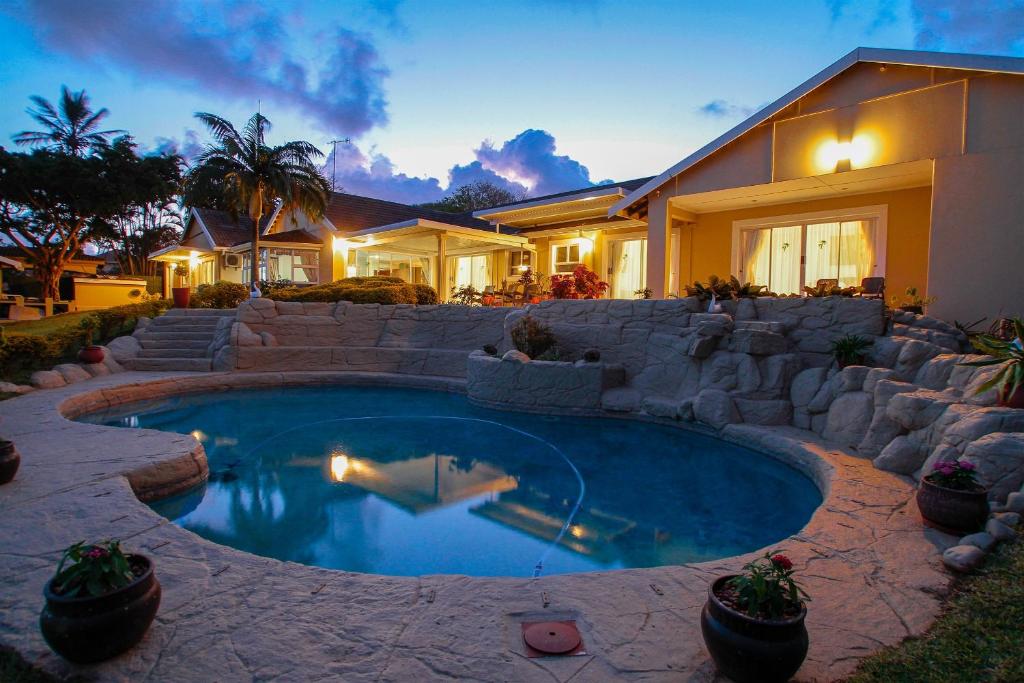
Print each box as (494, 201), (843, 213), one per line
(189, 208), (277, 247)
(473, 177), (654, 218)
(609, 47), (1024, 216)
(323, 191), (507, 234)
(261, 229), (322, 245)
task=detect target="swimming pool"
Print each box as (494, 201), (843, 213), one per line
(79, 386), (821, 577)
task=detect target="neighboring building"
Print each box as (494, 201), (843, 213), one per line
(153, 47), (1024, 318)
(0, 246), (105, 279)
(611, 47), (1024, 322)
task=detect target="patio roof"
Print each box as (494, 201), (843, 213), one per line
(343, 217), (529, 255)
(473, 177), (653, 229)
(609, 47), (1024, 217)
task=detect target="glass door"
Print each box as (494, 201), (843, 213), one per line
(610, 238), (647, 299)
(739, 225), (801, 294)
(454, 254), (490, 291)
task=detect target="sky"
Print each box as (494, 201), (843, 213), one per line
(1, 0), (1022, 204)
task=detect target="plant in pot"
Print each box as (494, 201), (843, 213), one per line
(76, 318), (105, 364)
(701, 552), (810, 683)
(830, 334), (872, 368)
(0, 438), (20, 485)
(916, 459), (989, 533)
(959, 317), (1024, 408)
(890, 286), (935, 314)
(510, 315), (556, 359)
(172, 263), (191, 308)
(40, 540), (161, 663)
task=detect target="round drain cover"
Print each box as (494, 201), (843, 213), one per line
(523, 622), (581, 654)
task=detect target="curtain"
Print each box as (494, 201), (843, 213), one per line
(612, 239), (646, 299)
(840, 220), (876, 287)
(804, 222), (840, 288)
(770, 225), (802, 294)
(741, 228), (771, 289)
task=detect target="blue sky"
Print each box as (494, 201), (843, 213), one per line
(1, 0), (1022, 203)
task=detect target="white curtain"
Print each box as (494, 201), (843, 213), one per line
(804, 222), (840, 288)
(741, 228), (771, 288)
(769, 225), (802, 294)
(612, 239), (646, 299)
(840, 220), (876, 287)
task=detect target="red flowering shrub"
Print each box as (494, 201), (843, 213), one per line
(549, 265), (609, 300)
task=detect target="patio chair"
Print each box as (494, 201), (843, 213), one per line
(858, 277), (885, 300)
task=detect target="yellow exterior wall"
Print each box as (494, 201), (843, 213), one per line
(72, 278), (149, 311)
(681, 186), (933, 299)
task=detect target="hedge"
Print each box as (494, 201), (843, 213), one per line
(191, 281), (249, 309)
(0, 299), (171, 383)
(270, 277), (438, 305)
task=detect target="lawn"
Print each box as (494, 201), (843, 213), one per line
(0, 310), (96, 337)
(848, 527), (1024, 682)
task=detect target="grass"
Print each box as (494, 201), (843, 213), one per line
(0, 647), (61, 683)
(0, 311), (95, 337)
(848, 528), (1024, 683)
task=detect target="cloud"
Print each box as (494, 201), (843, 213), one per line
(150, 129), (204, 163)
(696, 99), (759, 119)
(323, 128), (599, 204)
(910, 0), (1024, 53)
(14, 0), (389, 137)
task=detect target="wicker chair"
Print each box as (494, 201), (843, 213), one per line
(858, 277), (886, 300)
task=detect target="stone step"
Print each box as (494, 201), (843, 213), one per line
(138, 338), (210, 350)
(137, 331), (217, 342)
(147, 323), (223, 333)
(124, 357), (213, 372)
(152, 316), (224, 326)
(138, 348), (209, 359)
(162, 308), (237, 318)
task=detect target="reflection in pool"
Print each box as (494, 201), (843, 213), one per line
(79, 386), (822, 577)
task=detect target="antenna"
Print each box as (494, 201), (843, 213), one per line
(327, 138), (352, 192)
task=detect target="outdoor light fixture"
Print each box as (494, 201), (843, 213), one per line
(816, 135), (874, 172)
(188, 250), (200, 271)
(330, 454), (351, 482)
(346, 265), (358, 277)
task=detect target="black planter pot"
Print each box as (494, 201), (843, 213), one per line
(701, 576), (808, 683)
(0, 439), (19, 485)
(40, 554), (161, 663)
(916, 477), (989, 533)
(899, 305), (923, 315)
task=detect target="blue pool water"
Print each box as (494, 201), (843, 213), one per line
(79, 386), (821, 577)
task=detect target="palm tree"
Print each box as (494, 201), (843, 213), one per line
(183, 112), (330, 293)
(13, 86), (124, 155)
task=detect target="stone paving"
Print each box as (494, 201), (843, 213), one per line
(0, 371), (957, 682)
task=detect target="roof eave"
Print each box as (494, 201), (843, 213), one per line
(474, 186), (626, 220)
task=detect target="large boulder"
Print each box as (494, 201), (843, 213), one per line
(729, 329), (787, 355)
(734, 398), (792, 426)
(693, 389), (740, 430)
(886, 390), (959, 431)
(893, 338), (944, 381)
(106, 335), (141, 362)
(791, 367), (829, 408)
(29, 370), (65, 389)
(823, 391), (874, 449)
(53, 363), (91, 384)
(874, 435), (927, 474)
(962, 432), (1024, 501)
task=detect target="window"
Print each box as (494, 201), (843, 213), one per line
(734, 207), (885, 295)
(454, 254), (490, 291)
(355, 251), (431, 284)
(508, 250), (532, 276)
(552, 243), (581, 274)
(244, 248), (320, 284)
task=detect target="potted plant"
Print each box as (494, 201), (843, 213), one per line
(40, 540), (161, 663)
(701, 552), (810, 683)
(76, 318), (105, 364)
(830, 334), (872, 368)
(0, 438), (20, 485)
(959, 317), (1024, 408)
(172, 264), (191, 308)
(916, 459), (989, 533)
(891, 286), (935, 314)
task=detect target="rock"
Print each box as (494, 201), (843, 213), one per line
(757, 354), (801, 398)
(601, 387), (641, 412)
(992, 511), (1020, 526)
(641, 396), (682, 419)
(0, 381), (33, 395)
(791, 367), (829, 407)
(873, 379), (917, 408)
(886, 390), (958, 431)
(83, 362), (111, 377)
(677, 397), (695, 422)
(733, 398), (792, 426)
(959, 532), (996, 553)
(233, 322), (263, 347)
(106, 335), (141, 362)
(730, 329), (787, 355)
(693, 389), (739, 430)
(858, 408), (906, 458)
(914, 354), (965, 390)
(941, 545), (986, 572)
(134, 316), (152, 331)
(963, 432), (1024, 501)
(871, 336), (905, 369)
(29, 370), (65, 389)
(501, 350), (530, 363)
(836, 365), (870, 393)
(53, 363), (91, 384)
(793, 407), (811, 430)
(823, 391), (874, 448)
(687, 335), (718, 359)
(894, 338), (943, 381)
(811, 412), (828, 435)
(696, 320), (729, 337)
(259, 331), (279, 347)
(874, 435), (926, 474)
(98, 346), (124, 373)
(862, 367), (896, 393)
(1005, 491), (1024, 514)
(807, 378), (837, 414)
(985, 518), (1017, 542)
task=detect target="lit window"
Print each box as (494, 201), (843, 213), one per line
(552, 243), (581, 274)
(508, 250), (532, 276)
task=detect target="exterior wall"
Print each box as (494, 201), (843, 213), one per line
(72, 278), (149, 310)
(679, 186), (932, 299)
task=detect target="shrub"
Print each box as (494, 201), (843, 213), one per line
(449, 285), (480, 305)
(549, 265), (608, 299)
(191, 281), (249, 309)
(510, 315), (556, 359)
(583, 349), (601, 362)
(270, 277), (433, 305)
(830, 334), (872, 366)
(412, 284), (439, 305)
(686, 275), (767, 302)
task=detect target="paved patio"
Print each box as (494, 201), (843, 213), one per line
(0, 371), (956, 682)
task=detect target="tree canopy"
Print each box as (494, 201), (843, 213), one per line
(421, 180), (526, 213)
(13, 86), (124, 156)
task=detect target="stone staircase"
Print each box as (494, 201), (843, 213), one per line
(124, 309), (235, 372)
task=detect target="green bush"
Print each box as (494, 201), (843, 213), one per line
(510, 315), (557, 359)
(191, 281), (249, 309)
(0, 299), (171, 382)
(270, 277), (436, 305)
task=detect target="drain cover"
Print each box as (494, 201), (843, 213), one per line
(522, 621), (582, 655)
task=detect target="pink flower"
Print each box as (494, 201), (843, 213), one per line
(770, 554), (794, 571)
(958, 460), (975, 471)
(83, 547), (108, 560)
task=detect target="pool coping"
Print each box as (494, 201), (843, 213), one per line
(0, 370), (957, 682)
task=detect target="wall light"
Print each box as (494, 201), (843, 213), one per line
(573, 234), (594, 256)
(346, 265), (358, 278)
(188, 250), (200, 270)
(816, 134), (875, 172)
(332, 236), (349, 255)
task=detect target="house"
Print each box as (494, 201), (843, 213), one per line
(612, 47), (1024, 323)
(154, 47), (1024, 319)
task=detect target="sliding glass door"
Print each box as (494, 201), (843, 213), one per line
(609, 238), (647, 299)
(739, 219), (879, 294)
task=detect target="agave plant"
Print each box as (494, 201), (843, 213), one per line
(830, 334), (872, 367)
(960, 317), (1024, 404)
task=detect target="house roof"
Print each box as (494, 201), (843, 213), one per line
(190, 208), (277, 248)
(609, 47), (1024, 216)
(323, 191), (508, 235)
(473, 177), (654, 219)
(260, 229), (322, 245)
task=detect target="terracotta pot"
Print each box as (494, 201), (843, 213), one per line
(916, 477), (989, 533)
(0, 439), (19, 485)
(701, 576), (808, 683)
(481, 295), (495, 306)
(529, 296), (542, 304)
(77, 345), (105, 364)
(40, 554), (161, 663)
(998, 383), (1024, 409)
(171, 287), (190, 308)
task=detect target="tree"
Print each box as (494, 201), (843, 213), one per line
(422, 180), (526, 213)
(183, 113), (330, 293)
(13, 86), (124, 156)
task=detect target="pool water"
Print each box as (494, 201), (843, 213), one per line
(79, 386), (821, 577)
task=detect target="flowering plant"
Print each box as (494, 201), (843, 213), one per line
(925, 459), (981, 491)
(51, 540), (136, 598)
(724, 551), (809, 620)
(549, 265), (608, 300)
